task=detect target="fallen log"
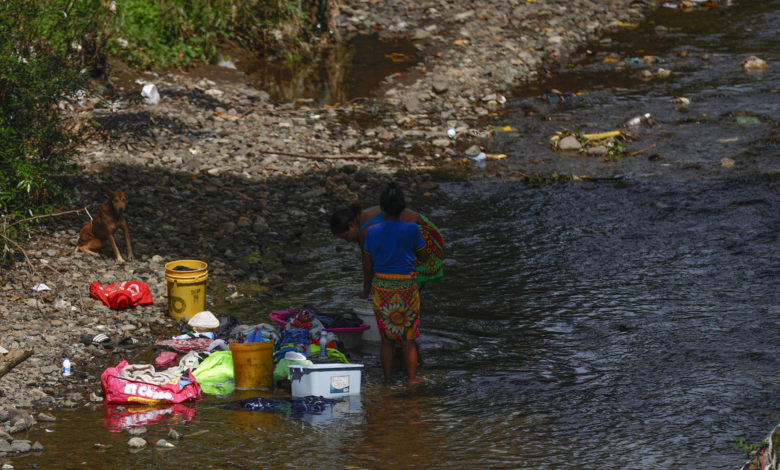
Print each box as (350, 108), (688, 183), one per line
(0, 348), (34, 380)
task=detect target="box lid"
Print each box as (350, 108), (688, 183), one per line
(289, 363), (364, 371)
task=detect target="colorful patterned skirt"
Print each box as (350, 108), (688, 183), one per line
(372, 273), (420, 341)
(415, 214), (444, 287)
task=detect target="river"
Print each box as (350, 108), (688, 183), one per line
(25, 1), (778, 469)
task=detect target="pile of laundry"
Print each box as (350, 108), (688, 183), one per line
(99, 309), (355, 404)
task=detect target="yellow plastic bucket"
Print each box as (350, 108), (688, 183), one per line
(165, 260), (208, 321)
(230, 341), (274, 390)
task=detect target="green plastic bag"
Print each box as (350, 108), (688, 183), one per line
(273, 358), (313, 383)
(193, 351), (234, 384)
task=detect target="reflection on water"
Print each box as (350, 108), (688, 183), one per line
(242, 34), (420, 105)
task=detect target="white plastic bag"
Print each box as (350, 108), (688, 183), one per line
(141, 83), (160, 105)
(188, 310), (219, 331)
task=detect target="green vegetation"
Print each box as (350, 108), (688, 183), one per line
(0, 0), (90, 263)
(735, 438), (767, 459)
(104, 0), (318, 68)
(552, 128), (637, 160)
(0, 0), (329, 264)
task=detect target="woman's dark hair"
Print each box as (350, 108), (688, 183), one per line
(379, 182), (405, 217)
(330, 204), (361, 234)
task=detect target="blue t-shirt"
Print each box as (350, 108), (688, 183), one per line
(364, 220), (425, 274)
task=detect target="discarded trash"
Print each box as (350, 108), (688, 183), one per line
(486, 153), (508, 160)
(582, 130), (621, 141)
(672, 96), (691, 105)
(32, 283), (51, 292)
(216, 55), (236, 70)
(447, 128), (456, 139)
(741, 56), (769, 71)
(472, 152), (487, 161)
(735, 116), (762, 125)
(624, 113), (653, 128)
(62, 358), (71, 377)
(141, 83), (160, 105)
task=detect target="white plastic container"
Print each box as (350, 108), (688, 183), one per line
(289, 363), (364, 398)
(353, 298), (381, 344)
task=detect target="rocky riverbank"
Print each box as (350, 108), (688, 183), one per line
(0, 0), (648, 452)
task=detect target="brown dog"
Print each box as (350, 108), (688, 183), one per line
(72, 189), (134, 263)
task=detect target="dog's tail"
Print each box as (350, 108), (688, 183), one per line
(55, 246), (79, 257)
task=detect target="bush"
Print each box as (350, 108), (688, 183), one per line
(103, 0), (324, 68)
(0, 1), (89, 261)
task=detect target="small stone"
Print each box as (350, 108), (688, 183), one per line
(155, 439), (174, 448)
(36, 412), (56, 422)
(432, 79), (449, 94)
(31, 441), (44, 452)
(128, 426), (147, 437)
(587, 145), (608, 156)
(127, 437), (147, 448)
(558, 135), (581, 151)
(720, 157), (735, 168)
(10, 440), (31, 453)
(167, 428), (181, 440)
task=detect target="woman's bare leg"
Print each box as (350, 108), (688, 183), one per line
(380, 335), (395, 383)
(402, 340), (419, 383)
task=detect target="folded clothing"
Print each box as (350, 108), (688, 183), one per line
(156, 337), (214, 353)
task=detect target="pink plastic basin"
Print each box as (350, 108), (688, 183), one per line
(269, 310), (369, 333)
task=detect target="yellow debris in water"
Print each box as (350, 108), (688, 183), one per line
(497, 126), (514, 132)
(603, 57), (618, 63)
(486, 153), (508, 160)
(618, 21), (639, 28)
(386, 52), (408, 63)
(454, 39), (469, 46)
(582, 130), (621, 141)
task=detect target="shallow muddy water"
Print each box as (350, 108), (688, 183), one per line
(19, 2), (780, 469)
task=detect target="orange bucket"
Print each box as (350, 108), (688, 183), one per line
(229, 341), (273, 390)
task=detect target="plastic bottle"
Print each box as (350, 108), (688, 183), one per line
(319, 329), (328, 359)
(63, 358), (71, 377)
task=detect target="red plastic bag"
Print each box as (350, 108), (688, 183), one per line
(101, 360), (201, 405)
(90, 281), (154, 309)
(103, 403), (197, 431)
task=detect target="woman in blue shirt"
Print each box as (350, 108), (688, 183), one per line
(363, 182), (429, 383)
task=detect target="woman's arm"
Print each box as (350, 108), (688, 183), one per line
(359, 249), (374, 298)
(415, 245), (430, 263)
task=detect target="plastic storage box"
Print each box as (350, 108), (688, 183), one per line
(289, 363), (364, 398)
